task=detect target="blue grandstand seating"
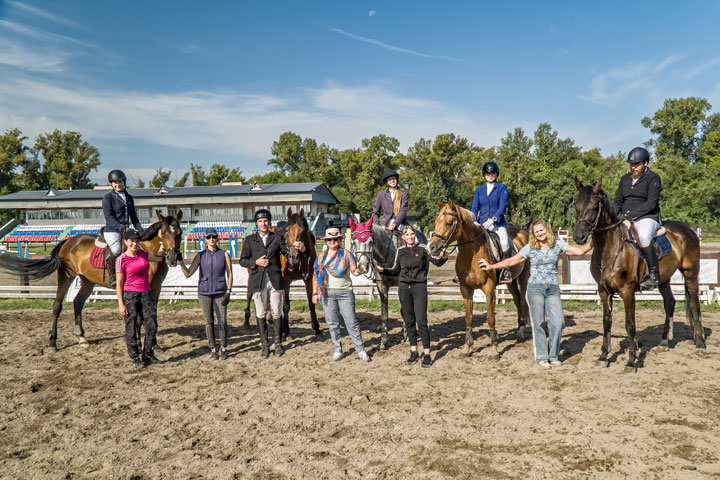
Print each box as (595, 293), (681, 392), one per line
(187, 221), (246, 240)
(3, 225), (68, 243)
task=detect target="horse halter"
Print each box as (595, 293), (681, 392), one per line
(350, 228), (375, 280)
(579, 195), (622, 235)
(430, 210), (459, 253)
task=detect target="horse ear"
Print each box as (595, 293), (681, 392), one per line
(176, 210), (183, 222)
(435, 199), (445, 209)
(299, 208), (304, 218)
(349, 217), (356, 229)
(593, 178), (603, 192)
(447, 198), (454, 209)
(574, 177), (584, 190)
(287, 207), (292, 219)
(156, 210), (164, 221)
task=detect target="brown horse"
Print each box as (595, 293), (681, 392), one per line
(573, 179), (705, 372)
(428, 199), (530, 358)
(0, 210), (184, 353)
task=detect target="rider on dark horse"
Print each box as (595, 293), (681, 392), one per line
(613, 147), (662, 290)
(103, 169), (143, 289)
(372, 169), (409, 241)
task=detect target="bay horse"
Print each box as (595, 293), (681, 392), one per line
(349, 216), (428, 349)
(573, 178), (705, 372)
(241, 211), (321, 338)
(0, 210), (184, 353)
(427, 199), (530, 358)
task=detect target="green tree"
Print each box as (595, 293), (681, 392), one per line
(135, 178), (146, 188)
(174, 172), (190, 187)
(190, 163), (207, 186)
(34, 129), (101, 189)
(0, 128), (34, 195)
(149, 168), (171, 188)
(205, 164), (246, 185)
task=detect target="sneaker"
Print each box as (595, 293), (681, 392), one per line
(274, 345), (284, 357)
(538, 360), (551, 370)
(407, 351), (419, 364)
(219, 347), (228, 360)
(332, 351), (343, 361)
(210, 349), (219, 360)
(358, 351), (371, 362)
(550, 359), (562, 366)
(132, 357), (146, 369)
(144, 352), (162, 364)
(421, 354), (433, 368)
(260, 348), (270, 359)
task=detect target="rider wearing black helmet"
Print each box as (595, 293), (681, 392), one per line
(102, 169), (142, 288)
(371, 168), (409, 233)
(471, 161), (512, 283)
(613, 147), (662, 290)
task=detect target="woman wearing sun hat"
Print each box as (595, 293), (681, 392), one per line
(312, 227), (370, 362)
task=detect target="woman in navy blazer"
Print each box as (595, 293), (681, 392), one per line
(470, 161), (512, 283)
(103, 169), (143, 288)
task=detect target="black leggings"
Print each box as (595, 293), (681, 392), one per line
(123, 290), (157, 360)
(398, 282), (429, 350)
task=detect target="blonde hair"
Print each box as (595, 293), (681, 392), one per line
(528, 219), (555, 249)
(401, 225), (415, 235)
(392, 187), (404, 217)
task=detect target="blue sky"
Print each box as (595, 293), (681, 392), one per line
(1, 1), (719, 185)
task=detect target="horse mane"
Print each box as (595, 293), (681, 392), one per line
(287, 212), (309, 230)
(139, 219), (164, 241)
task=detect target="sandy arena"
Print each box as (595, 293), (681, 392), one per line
(1, 302), (719, 479)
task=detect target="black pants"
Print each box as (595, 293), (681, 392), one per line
(398, 282), (430, 350)
(123, 291), (158, 360)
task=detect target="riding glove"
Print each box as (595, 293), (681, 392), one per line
(482, 219), (495, 230)
(220, 292), (231, 306)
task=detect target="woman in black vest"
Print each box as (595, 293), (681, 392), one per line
(179, 227), (233, 360)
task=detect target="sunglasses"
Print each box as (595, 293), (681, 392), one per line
(205, 235), (218, 239)
(326, 238), (339, 242)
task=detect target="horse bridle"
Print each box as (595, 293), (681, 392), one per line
(580, 195), (622, 235)
(350, 229), (375, 280)
(430, 210), (459, 254)
(284, 228), (312, 281)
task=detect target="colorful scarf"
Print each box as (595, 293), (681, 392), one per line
(314, 248), (354, 300)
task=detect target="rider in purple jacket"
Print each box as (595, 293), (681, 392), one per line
(371, 169), (409, 232)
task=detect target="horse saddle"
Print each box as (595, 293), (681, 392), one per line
(622, 223), (672, 260)
(89, 235), (109, 269)
(482, 229), (515, 263)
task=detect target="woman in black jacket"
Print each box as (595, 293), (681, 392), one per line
(377, 225), (448, 367)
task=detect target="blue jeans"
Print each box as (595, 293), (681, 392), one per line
(321, 289), (366, 354)
(526, 283), (564, 362)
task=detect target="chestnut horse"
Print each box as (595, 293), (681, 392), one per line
(0, 210), (184, 353)
(428, 199), (530, 358)
(573, 179), (705, 372)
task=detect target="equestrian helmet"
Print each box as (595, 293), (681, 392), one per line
(254, 209), (272, 222)
(381, 169), (399, 184)
(627, 147), (650, 164)
(108, 169), (127, 183)
(482, 161), (500, 175)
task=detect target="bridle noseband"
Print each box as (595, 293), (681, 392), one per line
(350, 229), (375, 280)
(430, 210), (459, 254)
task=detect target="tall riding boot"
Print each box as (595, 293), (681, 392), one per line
(499, 248), (513, 284)
(257, 317), (270, 359)
(273, 316), (284, 357)
(640, 244), (660, 290)
(104, 248), (118, 289)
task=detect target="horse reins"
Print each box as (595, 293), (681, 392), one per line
(430, 210), (485, 256)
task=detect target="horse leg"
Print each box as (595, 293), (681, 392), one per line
(621, 289), (639, 373)
(658, 281), (675, 349)
(460, 283), (475, 357)
(48, 269), (74, 353)
(243, 291), (253, 330)
(73, 276), (96, 347)
(597, 289), (613, 367)
(482, 282), (500, 360)
(683, 277), (706, 349)
(305, 279), (321, 336)
(377, 279), (390, 349)
(507, 280), (525, 342)
(282, 283), (291, 342)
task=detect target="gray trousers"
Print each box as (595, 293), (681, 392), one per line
(321, 289), (366, 354)
(198, 293), (228, 348)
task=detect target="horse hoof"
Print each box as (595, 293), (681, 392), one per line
(45, 346), (58, 354)
(314, 330), (322, 337)
(596, 358), (608, 368)
(659, 339), (669, 349)
(489, 353), (500, 362)
(623, 365), (637, 374)
(695, 338), (707, 349)
(78, 339), (89, 348)
(515, 329), (524, 342)
(380, 342), (388, 351)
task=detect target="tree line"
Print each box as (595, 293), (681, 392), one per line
(2, 97), (719, 230)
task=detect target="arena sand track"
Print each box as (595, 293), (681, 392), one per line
(1, 306), (719, 479)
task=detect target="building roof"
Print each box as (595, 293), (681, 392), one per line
(0, 182), (339, 207)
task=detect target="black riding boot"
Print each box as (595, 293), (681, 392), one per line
(273, 316), (284, 357)
(640, 244), (660, 290)
(205, 322), (217, 357)
(499, 248), (513, 284)
(104, 248), (118, 289)
(257, 317), (270, 359)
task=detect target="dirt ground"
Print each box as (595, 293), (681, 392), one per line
(1, 303), (719, 479)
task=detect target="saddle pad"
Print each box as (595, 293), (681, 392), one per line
(631, 235), (672, 260)
(90, 246), (106, 269)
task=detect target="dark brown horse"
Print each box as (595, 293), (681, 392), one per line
(241, 210), (321, 338)
(428, 199), (530, 358)
(573, 179), (705, 372)
(0, 211), (184, 353)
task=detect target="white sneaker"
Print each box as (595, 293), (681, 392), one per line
(538, 360), (551, 370)
(332, 351), (343, 361)
(358, 351), (371, 362)
(550, 360), (562, 366)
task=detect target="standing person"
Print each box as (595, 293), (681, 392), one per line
(371, 169), (409, 233)
(102, 169), (143, 288)
(312, 227), (371, 362)
(613, 146), (662, 290)
(178, 227), (233, 360)
(471, 161), (512, 283)
(479, 220), (592, 369)
(239, 209), (289, 358)
(377, 225), (448, 367)
(116, 229), (166, 369)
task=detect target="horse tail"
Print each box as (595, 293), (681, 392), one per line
(0, 240), (66, 280)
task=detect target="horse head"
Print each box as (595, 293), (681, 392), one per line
(573, 177), (608, 245)
(285, 208), (310, 267)
(349, 216), (374, 274)
(429, 199), (461, 257)
(152, 209), (184, 267)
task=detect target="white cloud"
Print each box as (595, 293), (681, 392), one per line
(8, 1), (79, 28)
(369, 10), (376, 17)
